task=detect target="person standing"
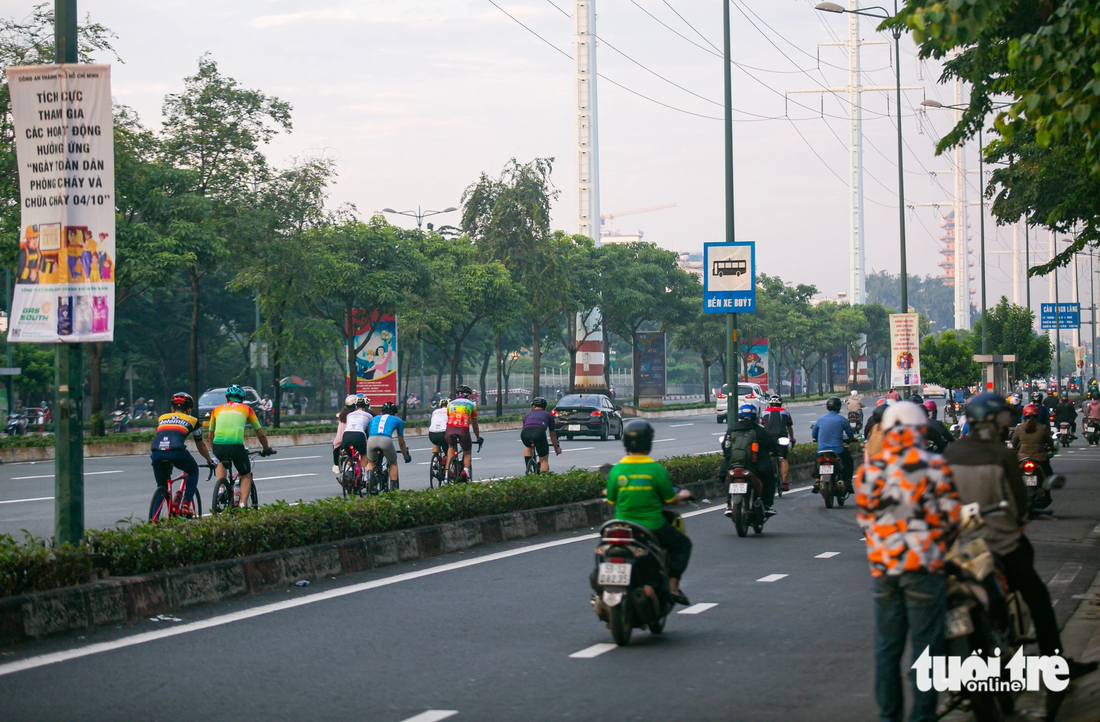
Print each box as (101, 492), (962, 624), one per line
(856, 401), (960, 722)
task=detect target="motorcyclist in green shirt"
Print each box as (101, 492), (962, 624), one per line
(606, 419), (694, 605)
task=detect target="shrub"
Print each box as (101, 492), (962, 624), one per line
(0, 534), (96, 598)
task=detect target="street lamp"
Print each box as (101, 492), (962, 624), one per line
(816, 1), (909, 314)
(381, 206), (458, 231)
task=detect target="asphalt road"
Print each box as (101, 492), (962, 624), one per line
(0, 403), (834, 539)
(0, 400), (1096, 721)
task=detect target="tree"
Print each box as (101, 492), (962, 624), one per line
(921, 331), (981, 390)
(972, 297), (1052, 380)
(673, 300), (726, 403)
(556, 234), (602, 392)
(160, 55), (292, 399)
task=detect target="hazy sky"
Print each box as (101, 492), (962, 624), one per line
(5, 0), (1082, 320)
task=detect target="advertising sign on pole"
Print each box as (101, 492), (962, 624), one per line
(635, 332), (667, 398)
(889, 313), (922, 387)
(744, 338), (768, 391)
(347, 310), (398, 405)
(703, 241), (755, 313)
(1075, 346), (1086, 371)
(1040, 303), (1080, 330)
(5, 65), (115, 342)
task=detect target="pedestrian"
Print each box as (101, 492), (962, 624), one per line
(856, 401), (960, 722)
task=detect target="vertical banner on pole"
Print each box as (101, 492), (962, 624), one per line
(347, 310), (398, 405)
(889, 313), (922, 387)
(635, 332), (666, 399)
(5, 65), (115, 342)
(745, 338), (768, 392)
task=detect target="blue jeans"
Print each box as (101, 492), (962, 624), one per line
(872, 573), (946, 722)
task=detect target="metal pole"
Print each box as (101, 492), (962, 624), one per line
(1026, 219), (1031, 312)
(724, 0), (738, 431)
(894, 15), (907, 315)
(5, 269), (12, 415)
(1092, 250), (1096, 382)
(979, 127), (987, 354)
(419, 338), (426, 410)
(53, 0), (83, 545)
(255, 299), (262, 395)
(1055, 249), (1062, 396)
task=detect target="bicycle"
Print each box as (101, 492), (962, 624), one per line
(211, 448), (275, 514)
(445, 434), (484, 485)
(338, 446), (366, 498)
(771, 454), (784, 498)
(367, 448), (393, 494)
(429, 446), (447, 488)
(150, 464), (214, 521)
(523, 438), (541, 476)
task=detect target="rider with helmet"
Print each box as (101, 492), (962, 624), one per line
(338, 395), (373, 474)
(721, 404), (782, 517)
(428, 397), (451, 457)
(209, 384), (272, 509)
(521, 397), (561, 473)
(844, 388), (864, 415)
(919, 399), (953, 452)
(1030, 390), (1053, 427)
(150, 392), (214, 517)
(366, 401), (411, 490)
(812, 396), (856, 493)
(1011, 404), (1056, 478)
(332, 394), (370, 473)
(1006, 393), (1023, 427)
(1055, 394), (1078, 439)
(606, 419), (694, 604)
(761, 394), (795, 491)
(445, 385), (483, 481)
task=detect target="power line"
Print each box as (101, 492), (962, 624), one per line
(731, 0), (850, 72)
(786, 118), (894, 208)
(661, 0), (721, 54)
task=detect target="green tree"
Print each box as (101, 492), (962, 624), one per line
(972, 296), (1052, 380)
(555, 233), (602, 392)
(673, 300), (726, 403)
(920, 331), (980, 390)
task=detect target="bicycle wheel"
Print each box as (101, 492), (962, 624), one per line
(149, 488), (169, 521)
(525, 453), (537, 475)
(247, 480), (259, 508)
(211, 478), (233, 515)
(189, 489), (203, 518)
(429, 454), (443, 488)
(773, 457), (783, 498)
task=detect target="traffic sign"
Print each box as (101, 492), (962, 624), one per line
(703, 241), (755, 313)
(1040, 303), (1079, 330)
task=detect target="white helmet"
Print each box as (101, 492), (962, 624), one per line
(344, 394), (357, 407)
(881, 401), (927, 430)
(850, 389), (859, 397)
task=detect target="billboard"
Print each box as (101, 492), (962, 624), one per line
(744, 338), (768, 391)
(347, 310), (398, 405)
(6, 65), (115, 342)
(703, 241), (755, 313)
(636, 332), (666, 397)
(1041, 303), (1080, 330)
(889, 313), (922, 387)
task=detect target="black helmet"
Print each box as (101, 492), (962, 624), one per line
(380, 401), (398, 415)
(908, 393), (924, 405)
(1030, 391), (1043, 404)
(171, 391), (194, 412)
(532, 397), (548, 409)
(825, 396), (842, 413)
(622, 419), (654, 455)
(966, 392), (1009, 426)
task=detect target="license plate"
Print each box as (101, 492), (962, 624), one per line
(1024, 475), (1038, 487)
(597, 562), (631, 586)
(728, 482), (748, 495)
(568, 424), (581, 431)
(945, 605), (974, 639)
(819, 464), (834, 475)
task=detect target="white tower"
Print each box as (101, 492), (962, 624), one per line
(846, 0), (866, 304)
(953, 76), (970, 330)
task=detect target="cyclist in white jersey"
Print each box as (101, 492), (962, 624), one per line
(428, 397), (450, 456)
(340, 396), (372, 463)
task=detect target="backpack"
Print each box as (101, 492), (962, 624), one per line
(763, 409), (788, 439)
(725, 429), (758, 465)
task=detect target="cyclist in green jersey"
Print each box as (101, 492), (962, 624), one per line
(209, 385), (272, 508)
(605, 419), (693, 604)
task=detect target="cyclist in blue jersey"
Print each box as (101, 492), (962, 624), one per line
(366, 402), (411, 490)
(521, 397), (561, 472)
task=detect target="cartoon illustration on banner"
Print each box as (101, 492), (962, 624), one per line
(635, 332), (666, 398)
(346, 310), (398, 405)
(744, 338), (768, 391)
(888, 313), (921, 387)
(5, 64), (115, 342)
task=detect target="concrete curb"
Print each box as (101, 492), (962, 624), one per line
(1051, 568), (1100, 722)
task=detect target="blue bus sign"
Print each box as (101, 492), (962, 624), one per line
(1040, 303), (1079, 330)
(704, 241), (755, 313)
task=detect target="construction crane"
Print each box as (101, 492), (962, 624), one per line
(600, 203), (676, 228)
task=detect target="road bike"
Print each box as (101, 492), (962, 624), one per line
(367, 448), (394, 494)
(445, 434), (483, 485)
(338, 446), (366, 497)
(211, 448), (275, 514)
(524, 439), (542, 475)
(150, 464), (214, 521)
(428, 445), (447, 488)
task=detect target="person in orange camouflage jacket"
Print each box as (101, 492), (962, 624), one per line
(855, 401), (960, 722)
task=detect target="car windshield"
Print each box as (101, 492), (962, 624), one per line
(558, 395), (602, 407)
(198, 389), (226, 407)
(720, 385), (754, 396)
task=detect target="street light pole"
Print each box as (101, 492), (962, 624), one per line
(979, 127), (987, 354)
(724, 0), (738, 432)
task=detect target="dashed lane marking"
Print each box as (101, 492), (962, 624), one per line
(254, 473), (318, 482)
(0, 496), (53, 505)
(678, 603), (718, 615)
(12, 470), (123, 480)
(254, 455), (321, 464)
(652, 438), (676, 443)
(399, 712), (459, 722)
(815, 552), (841, 559)
(669, 423), (695, 428)
(757, 574), (788, 583)
(569, 643), (617, 659)
(562, 447), (595, 452)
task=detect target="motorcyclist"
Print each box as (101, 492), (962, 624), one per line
(721, 403), (781, 517)
(920, 400), (953, 452)
(812, 396), (856, 494)
(1029, 390), (1053, 429)
(843, 389), (864, 426)
(605, 419), (693, 605)
(863, 399), (892, 459)
(1011, 404), (1056, 478)
(945, 393), (1098, 681)
(761, 394), (795, 491)
(1006, 393), (1023, 427)
(1055, 395), (1078, 439)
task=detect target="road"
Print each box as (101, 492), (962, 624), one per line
(0, 400), (1096, 721)
(0, 403), (832, 539)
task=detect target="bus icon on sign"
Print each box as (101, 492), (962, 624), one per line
(713, 259), (747, 277)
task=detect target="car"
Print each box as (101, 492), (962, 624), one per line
(715, 382), (767, 424)
(551, 394), (624, 441)
(922, 383), (947, 398)
(197, 386), (263, 420)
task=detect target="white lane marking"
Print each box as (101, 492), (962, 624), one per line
(1048, 562), (1083, 590)
(399, 712), (458, 722)
(254, 473), (318, 482)
(569, 643), (617, 659)
(712, 432), (725, 436)
(254, 455), (321, 464)
(0, 529), (602, 678)
(416, 462), (431, 466)
(669, 423), (694, 428)
(757, 574), (788, 583)
(678, 603), (717, 615)
(562, 447), (595, 452)
(815, 552), (840, 559)
(652, 438), (675, 443)
(0, 495), (53, 505)
(12, 470), (123, 480)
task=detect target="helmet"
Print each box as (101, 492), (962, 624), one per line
(438, 397), (450, 409)
(1030, 391), (1043, 403)
(1008, 394), (1021, 407)
(881, 401), (928, 430)
(850, 390), (859, 397)
(738, 403), (758, 421)
(1022, 403), (1040, 418)
(875, 398), (888, 407)
(908, 393), (924, 405)
(825, 396), (842, 413)
(455, 385), (473, 399)
(344, 394), (357, 407)
(622, 419), (654, 455)
(532, 397), (548, 408)
(171, 392), (194, 412)
(966, 392), (1009, 426)
(768, 395), (782, 406)
(225, 385), (245, 402)
(354, 396), (370, 410)
(380, 401), (398, 415)
(922, 400), (937, 418)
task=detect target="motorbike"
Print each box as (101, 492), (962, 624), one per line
(847, 410), (862, 435)
(815, 443), (851, 509)
(1057, 421), (1073, 448)
(940, 500), (1031, 722)
(112, 408), (131, 434)
(1084, 417), (1100, 446)
(1018, 457), (1063, 516)
(5, 412), (25, 437)
(589, 506), (687, 646)
(726, 439), (787, 537)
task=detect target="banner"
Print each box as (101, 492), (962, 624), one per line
(5, 65), (115, 342)
(635, 332), (666, 397)
(744, 338), (768, 391)
(889, 313), (922, 387)
(347, 310), (398, 405)
(1075, 346), (1086, 371)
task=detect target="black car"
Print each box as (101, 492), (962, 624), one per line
(197, 386), (263, 419)
(552, 394), (624, 441)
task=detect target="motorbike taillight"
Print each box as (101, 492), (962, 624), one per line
(1023, 460), (1036, 473)
(817, 455), (833, 464)
(603, 528), (632, 545)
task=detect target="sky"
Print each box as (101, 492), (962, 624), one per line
(2, 0), (1086, 330)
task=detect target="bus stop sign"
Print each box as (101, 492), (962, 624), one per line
(704, 241), (755, 313)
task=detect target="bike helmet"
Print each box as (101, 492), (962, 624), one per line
(966, 392), (1011, 428)
(881, 401), (927, 429)
(1022, 403), (1040, 418)
(380, 401), (398, 415)
(438, 397), (450, 409)
(532, 397), (548, 408)
(344, 394), (357, 407)
(455, 385), (473, 399)
(908, 393), (924, 405)
(825, 396), (842, 413)
(354, 394), (371, 410)
(171, 392), (194, 412)
(1007, 394), (1021, 407)
(737, 403), (758, 421)
(922, 400), (937, 418)
(1029, 391), (1043, 404)
(622, 419), (654, 455)
(225, 385), (245, 402)
(768, 394), (782, 406)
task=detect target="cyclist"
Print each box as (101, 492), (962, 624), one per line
(521, 397), (561, 473)
(332, 394), (358, 473)
(339, 396), (372, 477)
(761, 394), (795, 491)
(366, 401), (411, 490)
(428, 397), (450, 457)
(150, 392), (214, 517)
(445, 385), (482, 482)
(209, 384), (272, 508)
